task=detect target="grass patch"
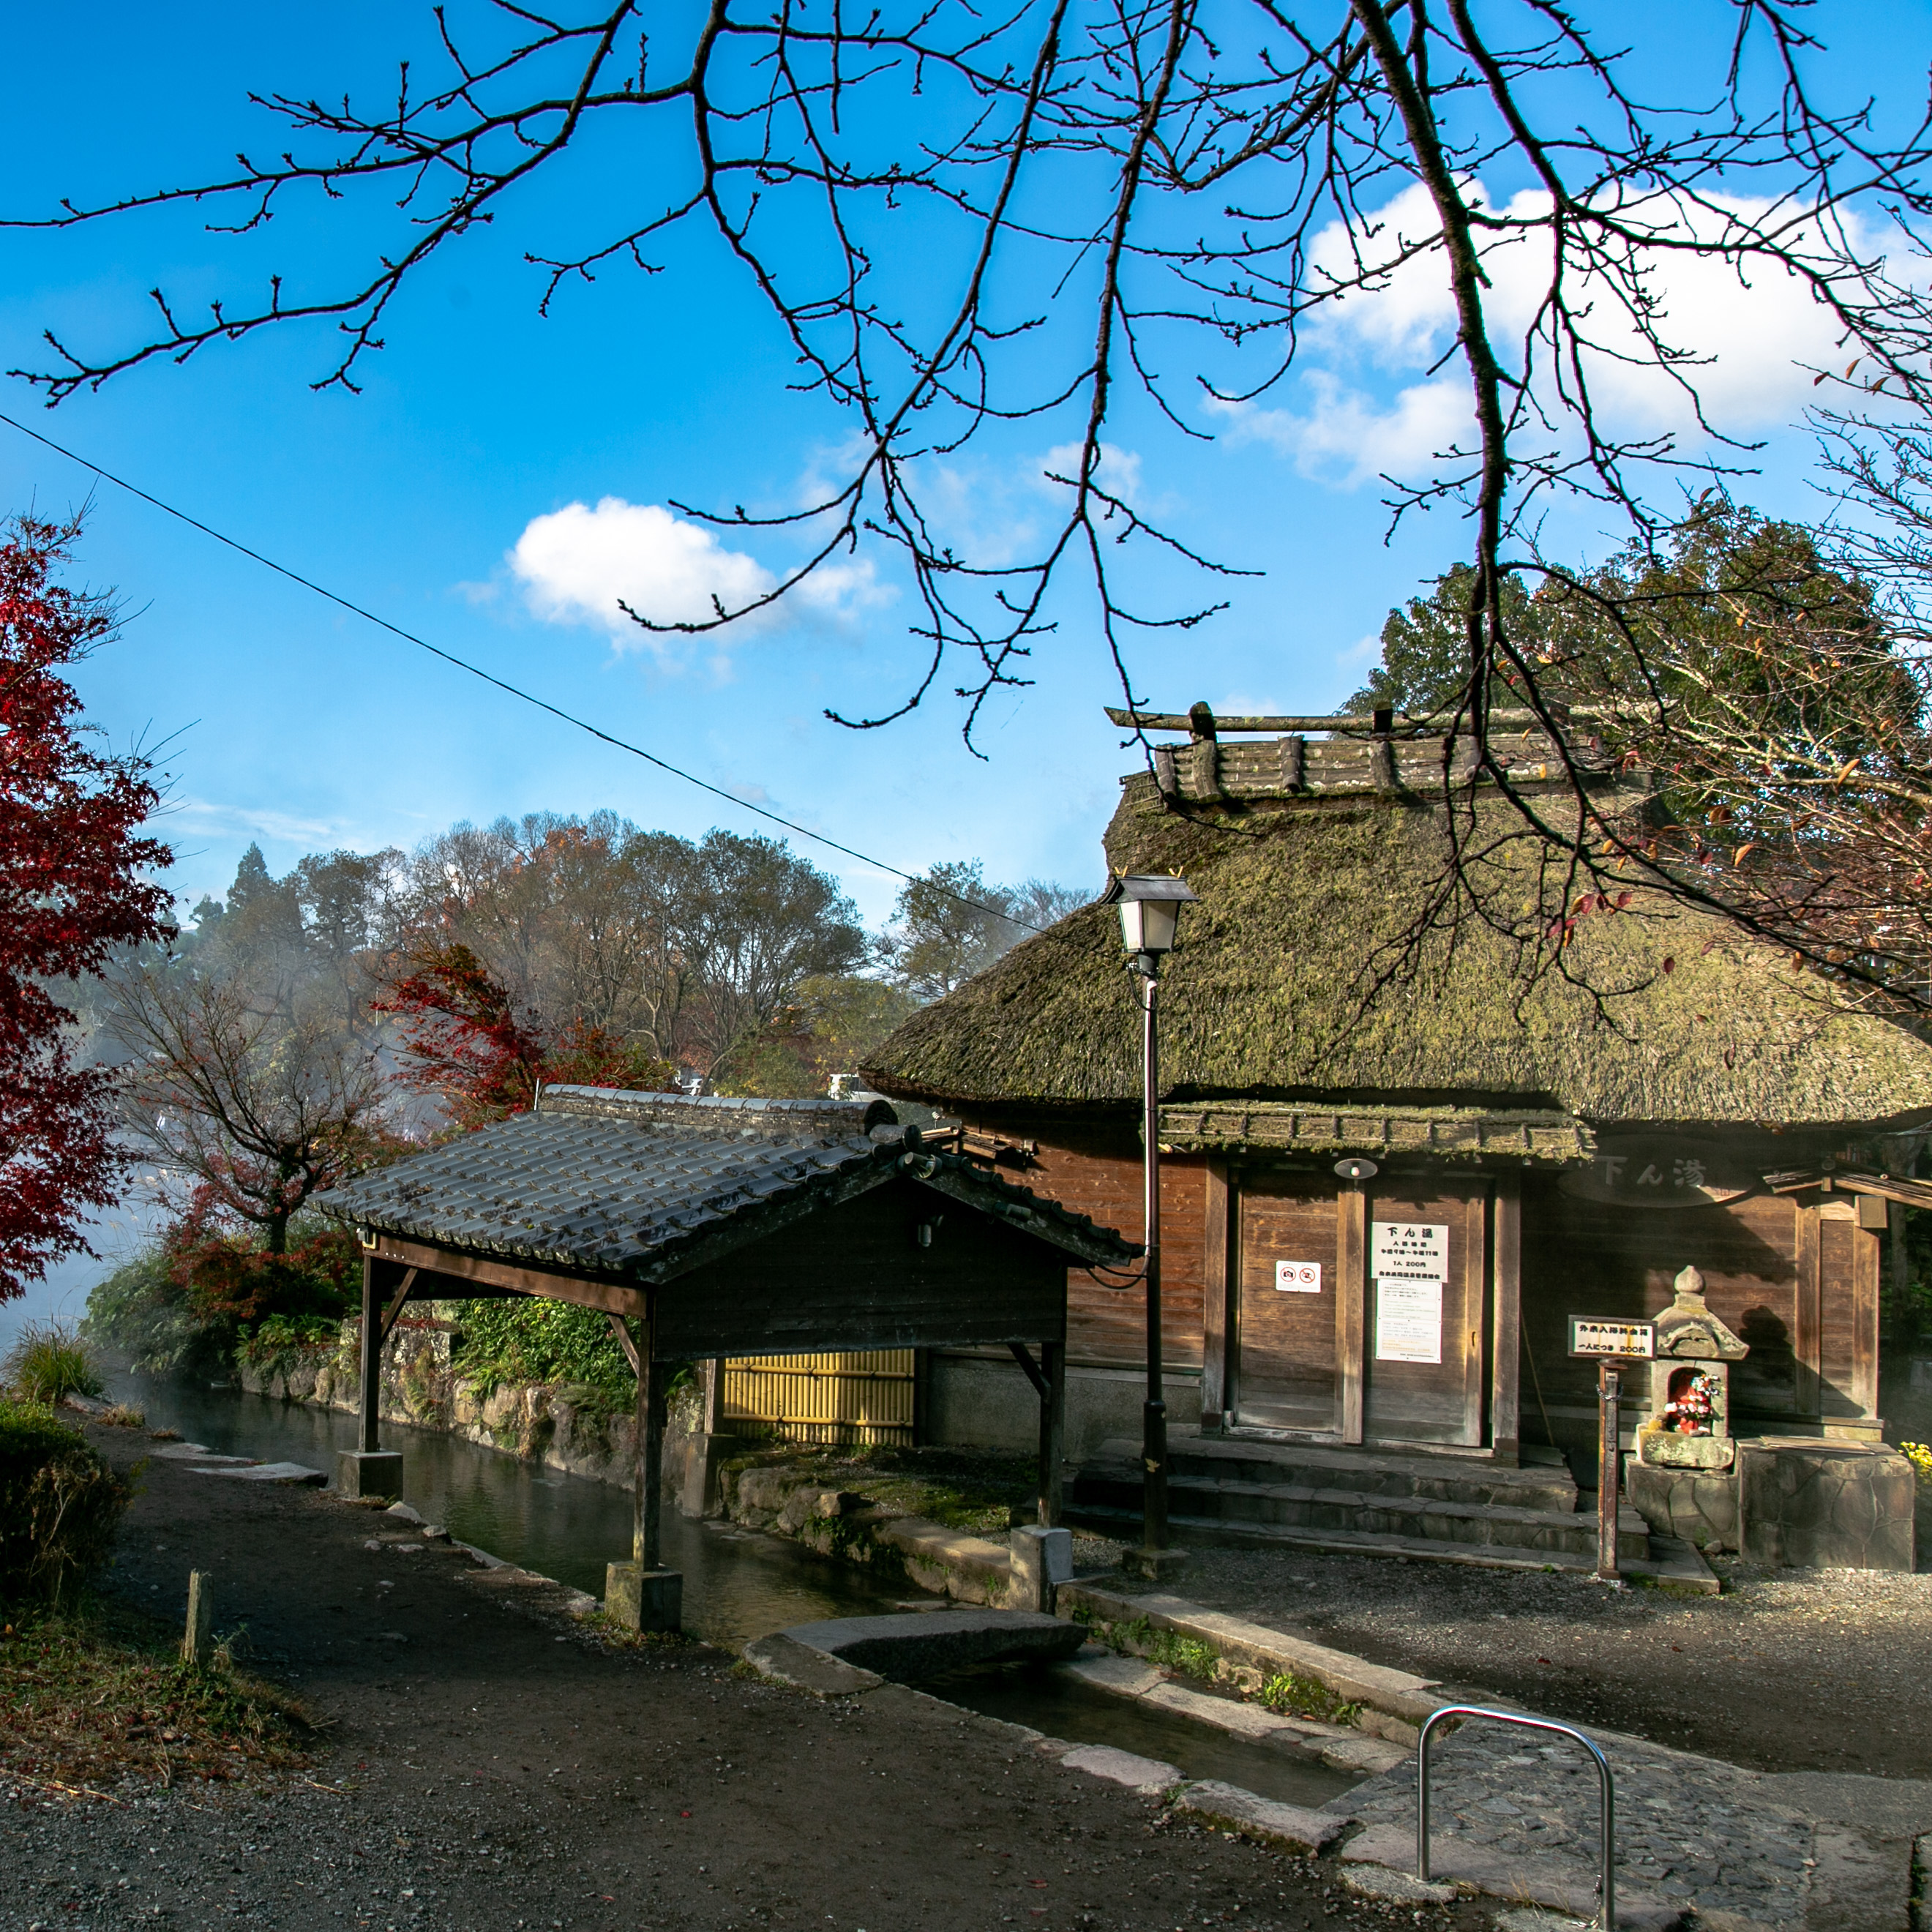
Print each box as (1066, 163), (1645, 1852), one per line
(0, 1603), (314, 1791)
(1257, 1669), (1362, 1726)
(2, 1319), (104, 1407)
(96, 1404), (146, 1429)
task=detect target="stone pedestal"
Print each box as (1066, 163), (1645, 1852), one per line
(335, 1450), (404, 1499)
(605, 1561), (684, 1633)
(1625, 1456), (1739, 1551)
(1737, 1438), (1915, 1571)
(1121, 1545), (1189, 1586)
(1009, 1524), (1074, 1611)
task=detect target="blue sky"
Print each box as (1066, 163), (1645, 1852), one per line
(0, 0), (1922, 929)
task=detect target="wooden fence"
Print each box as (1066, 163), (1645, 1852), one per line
(719, 1349), (916, 1445)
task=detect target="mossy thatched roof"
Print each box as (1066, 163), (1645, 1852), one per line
(863, 770), (1932, 1129)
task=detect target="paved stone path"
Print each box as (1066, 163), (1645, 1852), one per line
(1334, 1718), (1912, 1929)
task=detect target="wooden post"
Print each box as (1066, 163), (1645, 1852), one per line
(633, 1299), (663, 1570)
(1794, 1200), (1822, 1418)
(359, 1257), (383, 1455)
(1337, 1184), (1368, 1445)
(1200, 1160), (1232, 1428)
(181, 1570), (213, 1666)
(1490, 1175), (1522, 1465)
(1852, 1219), (1882, 1422)
(1596, 1360), (1622, 1583)
(1037, 1340), (1066, 1528)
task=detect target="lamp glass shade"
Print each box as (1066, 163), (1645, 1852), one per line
(1118, 897), (1181, 954)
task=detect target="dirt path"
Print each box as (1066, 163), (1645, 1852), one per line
(0, 1430), (1487, 1932)
(1177, 1545), (1932, 1780)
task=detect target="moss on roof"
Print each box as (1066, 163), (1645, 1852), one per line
(862, 774), (1932, 1128)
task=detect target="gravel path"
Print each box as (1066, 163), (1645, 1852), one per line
(1169, 1544), (1932, 1779)
(0, 1426), (1498, 1932)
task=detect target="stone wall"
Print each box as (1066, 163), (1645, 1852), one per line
(233, 1305), (708, 1499)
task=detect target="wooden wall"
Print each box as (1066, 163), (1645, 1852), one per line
(1518, 1179), (1880, 1445)
(960, 1110), (1206, 1371)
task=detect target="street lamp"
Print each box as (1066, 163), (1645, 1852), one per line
(1103, 871), (1199, 1580)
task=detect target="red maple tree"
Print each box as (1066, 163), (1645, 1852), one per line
(0, 517), (173, 1299)
(374, 940), (678, 1133)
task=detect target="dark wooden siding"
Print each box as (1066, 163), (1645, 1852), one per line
(959, 1109), (1205, 1372)
(651, 1176), (1067, 1358)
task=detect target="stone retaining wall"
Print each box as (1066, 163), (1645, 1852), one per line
(233, 1308), (709, 1499)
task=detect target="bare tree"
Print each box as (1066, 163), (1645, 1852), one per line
(14, 1), (1932, 995)
(111, 956), (395, 1253)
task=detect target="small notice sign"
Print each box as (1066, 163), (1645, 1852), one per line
(1375, 1279), (1443, 1363)
(1568, 1317), (1655, 1360)
(1274, 1260), (1323, 1293)
(1371, 1222), (1449, 1281)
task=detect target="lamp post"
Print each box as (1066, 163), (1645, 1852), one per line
(1104, 872), (1199, 1581)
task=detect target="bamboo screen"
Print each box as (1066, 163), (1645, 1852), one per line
(720, 1350), (916, 1445)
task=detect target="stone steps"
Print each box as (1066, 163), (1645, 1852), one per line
(1063, 1498), (1715, 1588)
(1108, 1434), (1580, 1512)
(1071, 1460), (1647, 1559)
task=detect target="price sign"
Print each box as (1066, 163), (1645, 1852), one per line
(1568, 1317), (1655, 1360)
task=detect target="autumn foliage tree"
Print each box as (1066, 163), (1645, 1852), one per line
(375, 940), (678, 1132)
(0, 516), (171, 1300)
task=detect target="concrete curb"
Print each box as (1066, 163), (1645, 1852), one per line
(1057, 1579), (1446, 1738)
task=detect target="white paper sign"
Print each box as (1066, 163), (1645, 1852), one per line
(1371, 1221), (1450, 1281)
(1273, 1259), (1323, 1293)
(1375, 1278), (1443, 1363)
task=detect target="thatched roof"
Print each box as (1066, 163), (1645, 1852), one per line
(863, 744), (1932, 1131)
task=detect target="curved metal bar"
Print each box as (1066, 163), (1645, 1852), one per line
(1417, 1703), (1615, 1932)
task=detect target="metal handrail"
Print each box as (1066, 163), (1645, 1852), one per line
(1418, 1704), (1617, 1932)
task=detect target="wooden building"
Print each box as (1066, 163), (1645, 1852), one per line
(318, 1086), (1136, 1622)
(861, 714), (1932, 1505)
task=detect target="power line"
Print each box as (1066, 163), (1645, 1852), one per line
(0, 407), (1046, 934)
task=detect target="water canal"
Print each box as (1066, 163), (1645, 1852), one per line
(105, 1368), (1360, 1808)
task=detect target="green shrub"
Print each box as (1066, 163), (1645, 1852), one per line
(454, 1299), (634, 1405)
(0, 1399), (130, 1609)
(1, 1319), (105, 1406)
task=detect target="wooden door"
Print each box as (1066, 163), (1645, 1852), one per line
(1230, 1176), (1341, 1433)
(1363, 1180), (1489, 1447)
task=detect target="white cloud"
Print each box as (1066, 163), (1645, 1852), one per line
(1216, 371), (1472, 487)
(511, 498), (777, 637)
(167, 798), (351, 845)
(1233, 179), (1882, 487)
(509, 496), (883, 651)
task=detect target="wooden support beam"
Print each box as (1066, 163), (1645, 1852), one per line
(1337, 1185), (1367, 1445)
(378, 1268), (419, 1347)
(606, 1314), (641, 1375)
(1490, 1174), (1522, 1466)
(1200, 1160), (1231, 1429)
(633, 1298), (664, 1570)
(358, 1258), (385, 1455)
(1008, 1341), (1049, 1400)
(1038, 1340), (1066, 1530)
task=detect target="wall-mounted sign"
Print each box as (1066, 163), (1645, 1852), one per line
(1568, 1317), (1656, 1360)
(1376, 1279), (1443, 1363)
(1559, 1137), (1748, 1208)
(1274, 1260), (1323, 1293)
(1371, 1221), (1449, 1281)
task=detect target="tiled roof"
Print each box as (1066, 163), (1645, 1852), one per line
(314, 1087), (1137, 1279)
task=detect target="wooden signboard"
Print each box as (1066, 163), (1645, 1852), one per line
(1568, 1317), (1655, 1360)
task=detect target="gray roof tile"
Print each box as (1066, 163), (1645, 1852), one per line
(315, 1087), (1137, 1278)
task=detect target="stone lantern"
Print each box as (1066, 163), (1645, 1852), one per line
(1636, 1266), (1749, 1472)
